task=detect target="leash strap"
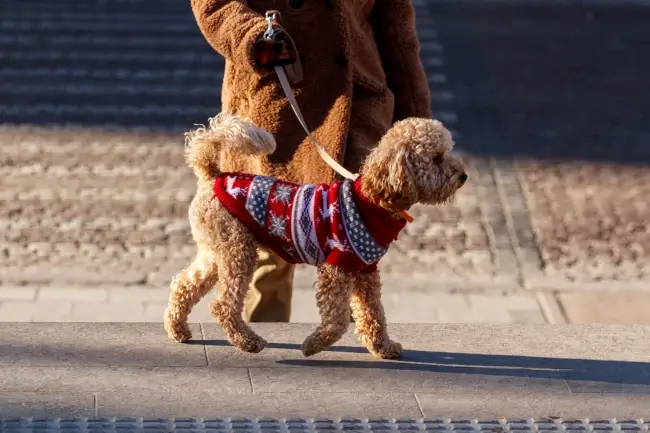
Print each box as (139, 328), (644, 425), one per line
(274, 65), (358, 181)
(265, 13), (413, 223)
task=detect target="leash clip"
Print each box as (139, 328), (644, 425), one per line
(263, 11), (277, 39)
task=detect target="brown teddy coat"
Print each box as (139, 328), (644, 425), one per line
(190, 0), (432, 185)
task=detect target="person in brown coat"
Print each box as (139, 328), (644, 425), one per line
(190, 0), (432, 322)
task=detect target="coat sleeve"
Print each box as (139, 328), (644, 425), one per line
(370, 0), (432, 122)
(190, 0), (272, 74)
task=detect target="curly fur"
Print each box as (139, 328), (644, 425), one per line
(165, 113), (467, 359)
(184, 112), (276, 182)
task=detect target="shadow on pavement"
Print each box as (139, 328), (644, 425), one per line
(196, 338), (650, 386)
(280, 352), (650, 386)
(2, 335), (650, 387)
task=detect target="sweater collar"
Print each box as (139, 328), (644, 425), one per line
(351, 177), (407, 246)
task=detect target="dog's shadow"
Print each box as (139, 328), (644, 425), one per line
(188, 339), (650, 386)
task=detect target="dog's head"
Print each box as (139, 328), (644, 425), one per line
(359, 117), (467, 214)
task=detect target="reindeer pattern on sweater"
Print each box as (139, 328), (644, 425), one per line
(212, 173), (406, 272)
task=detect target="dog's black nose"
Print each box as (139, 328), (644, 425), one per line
(459, 172), (468, 183)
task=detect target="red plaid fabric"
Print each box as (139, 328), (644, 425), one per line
(213, 173), (406, 272)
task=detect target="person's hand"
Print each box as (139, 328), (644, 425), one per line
(252, 24), (303, 83)
(253, 29), (296, 68)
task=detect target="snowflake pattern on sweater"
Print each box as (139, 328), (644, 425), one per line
(213, 173), (407, 272)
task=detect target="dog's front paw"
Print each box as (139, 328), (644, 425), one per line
(301, 335), (327, 357)
(370, 341), (403, 359)
(233, 334), (267, 354)
(164, 311), (192, 343)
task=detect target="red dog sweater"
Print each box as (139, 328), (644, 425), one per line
(213, 173), (406, 273)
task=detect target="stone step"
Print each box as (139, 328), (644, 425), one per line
(0, 68), (224, 81)
(1, 6), (191, 16)
(0, 84), (224, 98)
(0, 35), (218, 48)
(1, 50), (218, 63)
(0, 59), (220, 73)
(0, 20), (200, 34)
(0, 115), (196, 131)
(1, 323), (649, 418)
(0, 103), (215, 118)
(0, 283), (547, 323)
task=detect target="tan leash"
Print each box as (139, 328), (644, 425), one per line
(265, 13), (414, 223)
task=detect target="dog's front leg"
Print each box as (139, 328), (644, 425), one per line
(301, 264), (354, 357)
(350, 270), (403, 359)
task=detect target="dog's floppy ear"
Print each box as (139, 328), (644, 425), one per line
(384, 145), (418, 212)
(362, 142), (418, 214)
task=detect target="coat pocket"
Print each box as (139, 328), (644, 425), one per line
(353, 66), (387, 93)
(351, 32), (388, 93)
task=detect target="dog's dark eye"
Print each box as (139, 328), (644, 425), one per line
(432, 154), (444, 164)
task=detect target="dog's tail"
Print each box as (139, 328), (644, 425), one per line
(184, 112), (277, 182)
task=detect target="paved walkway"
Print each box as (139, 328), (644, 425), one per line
(3, 323), (650, 418)
(1, 0), (649, 324)
(0, 283), (547, 324)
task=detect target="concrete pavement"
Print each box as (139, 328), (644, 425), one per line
(0, 283), (546, 324)
(3, 323), (650, 418)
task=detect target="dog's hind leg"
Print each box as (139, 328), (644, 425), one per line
(301, 264), (354, 357)
(350, 270), (402, 359)
(210, 217), (267, 353)
(164, 248), (219, 343)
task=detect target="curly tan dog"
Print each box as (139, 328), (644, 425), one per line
(164, 113), (467, 359)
